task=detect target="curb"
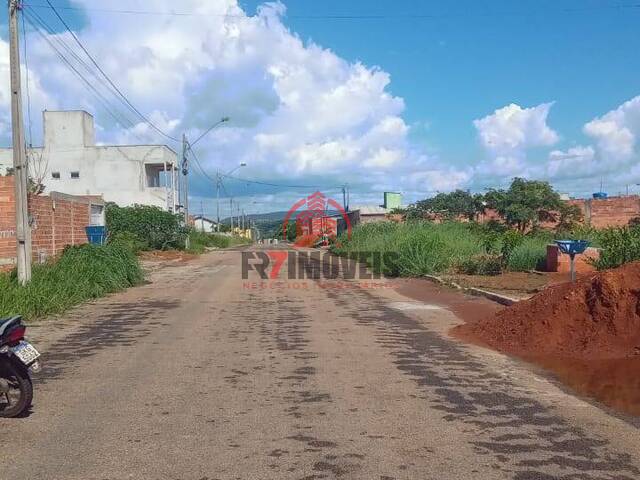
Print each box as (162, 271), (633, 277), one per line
(422, 274), (518, 306)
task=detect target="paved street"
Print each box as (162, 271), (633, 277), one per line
(1, 246), (639, 480)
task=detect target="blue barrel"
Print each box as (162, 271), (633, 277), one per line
(85, 226), (107, 245)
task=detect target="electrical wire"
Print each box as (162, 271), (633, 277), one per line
(39, 1), (180, 144)
(22, 10), (144, 137)
(22, 3), (640, 18)
(20, 10), (34, 147)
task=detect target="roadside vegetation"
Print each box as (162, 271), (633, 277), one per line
(0, 243), (143, 320)
(187, 230), (249, 253)
(333, 177), (638, 277)
(106, 203), (249, 254)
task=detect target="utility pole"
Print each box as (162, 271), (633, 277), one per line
(182, 133), (189, 224)
(9, 0), (31, 284)
(216, 171), (221, 232)
(229, 197), (234, 232)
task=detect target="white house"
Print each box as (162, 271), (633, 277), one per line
(0, 110), (180, 211)
(193, 215), (218, 233)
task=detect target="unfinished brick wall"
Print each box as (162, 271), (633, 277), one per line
(0, 176), (102, 265)
(568, 196), (640, 228)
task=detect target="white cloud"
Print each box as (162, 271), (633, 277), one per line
(7, 0), (449, 202)
(583, 96), (640, 161)
(473, 103), (559, 153)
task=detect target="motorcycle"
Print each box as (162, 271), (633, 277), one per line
(0, 316), (41, 418)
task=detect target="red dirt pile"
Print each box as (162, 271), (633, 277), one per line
(455, 261), (640, 359)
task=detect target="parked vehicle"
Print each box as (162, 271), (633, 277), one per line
(0, 316), (41, 418)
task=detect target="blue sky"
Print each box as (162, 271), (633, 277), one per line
(240, 0), (639, 167)
(1, 1), (640, 214)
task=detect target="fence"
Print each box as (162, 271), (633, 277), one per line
(0, 176), (104, 266)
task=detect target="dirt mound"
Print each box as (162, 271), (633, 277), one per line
(454, 261), (640, 359)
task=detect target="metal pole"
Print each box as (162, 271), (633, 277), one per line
(9, 0), (31, 284)
(570, 254), (576, 283)
(216, 172), (220, 232)
(230, 198), (234, 232)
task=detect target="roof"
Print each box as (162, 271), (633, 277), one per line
(193, 216), (217, 223)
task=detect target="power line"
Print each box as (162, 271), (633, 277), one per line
(20, 10), (33, 146)
(22, 3), (640, 18)
(22, 10), (143, 136)
(38, 1), (180, 144)
(221, 172), (342, 191)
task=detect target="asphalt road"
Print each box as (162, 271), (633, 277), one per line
(1, 246), (639, 480)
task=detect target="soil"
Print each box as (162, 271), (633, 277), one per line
(441, 271), (585, 300)
(138, 250), (197, 263)
(452, 261), (640, 417)
(453, 261), (640, 359)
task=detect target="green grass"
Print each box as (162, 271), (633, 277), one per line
(333, 221), (485, 276)
(187, 231), (249, 254)
(333, 220), (592, 277)
(0, 243), (143, 320)
(506, 237), (548, 272)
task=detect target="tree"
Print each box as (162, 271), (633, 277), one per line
(411, 190), (485, 221)
(487, 178), (562, 232)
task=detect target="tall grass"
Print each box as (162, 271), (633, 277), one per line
(333, 221), (485, 276)
(187, 231), (249, 253)
(333, 221), (572, 276)
(0, 243), (143, 320)
(506, 237), (548, 272)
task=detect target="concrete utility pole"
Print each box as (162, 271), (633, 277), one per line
(216, 171), (221, 232)
(182, 133), (189, 224)
(9, 0), (32, 284)
(229, 197), (234, 231)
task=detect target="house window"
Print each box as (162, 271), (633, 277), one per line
(51, 172), (60, 179)
(70, 171), (80, 179)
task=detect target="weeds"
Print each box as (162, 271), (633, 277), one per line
(0, 243), (143, 320)
(187, 231), (248, 253)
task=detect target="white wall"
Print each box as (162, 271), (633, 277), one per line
(194, 218), (216, 233)
(0, 111), (179, 210)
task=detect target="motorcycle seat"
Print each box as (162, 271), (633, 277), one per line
(0, 316), (22, 337)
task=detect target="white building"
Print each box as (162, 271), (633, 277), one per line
(0, 110), (179, 211)
(193, 215), (218, 233)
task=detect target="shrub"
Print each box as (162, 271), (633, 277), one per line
(187, 231), (248, 253)
(500, 229), (525, 265)
(507, 238), (548, 272)
(591, 226), (640, 270)
(106, 203), (187, 250)
(0, 243), (143, 320)
(457, 254), (502, 276)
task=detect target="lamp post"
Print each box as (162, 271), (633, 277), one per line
(181, 117), (230, 225)
(217, 162), (246, 232)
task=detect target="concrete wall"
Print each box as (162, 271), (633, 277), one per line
(0, 111), (179, 211)
(0, 176), (103, 265)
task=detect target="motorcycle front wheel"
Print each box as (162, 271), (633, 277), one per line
(0, 358), (33, 418)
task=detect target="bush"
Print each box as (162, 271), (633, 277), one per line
(506, 237), (548, 272)
(0, 243), (143, 320)
(187, 231), (248, 253)
(109, 231), (148, 254)
(457, 254), (503, 276)
(591, 226), (640, 270)
(106, 203), (187, 250)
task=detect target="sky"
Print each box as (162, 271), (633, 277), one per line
(1, 0), (639, 216)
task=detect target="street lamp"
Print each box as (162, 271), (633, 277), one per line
(182, 117), (230, 224)
(217, 162), (247, 232)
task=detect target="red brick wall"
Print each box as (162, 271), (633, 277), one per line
(0, 176), (100, 265)
(568, 196), (640, 228)
(476, 196), (640, 229)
